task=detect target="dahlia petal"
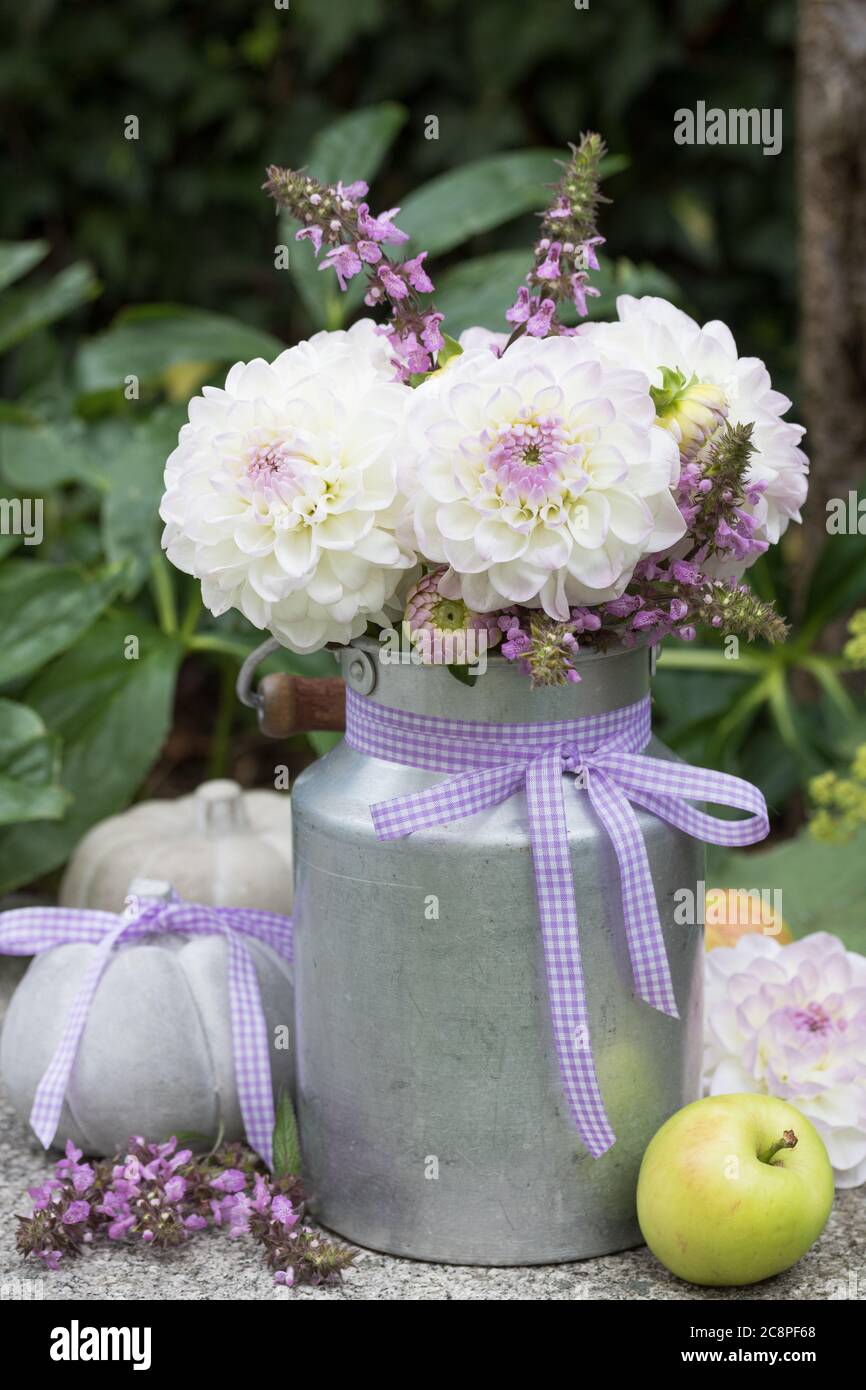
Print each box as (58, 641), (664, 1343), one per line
(274, 528), (315, 578)
(605, 487), (654, 545)
(568, 491), (610, 548)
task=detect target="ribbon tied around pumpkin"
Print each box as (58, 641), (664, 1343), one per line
(0, 894), (294, 1168)
(345, 688), (769, 1157)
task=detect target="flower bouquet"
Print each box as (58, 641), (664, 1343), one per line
(157, 135), (805, 1266)
(160, 133), (807, 682)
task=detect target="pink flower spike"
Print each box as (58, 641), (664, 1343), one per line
(506, 286), (532, 324)
(336, 179), (368, 202)
(536, 241), (562, 280)
(581, 236), (605, 272)
(378, 263), (409, 299)
(571, 273), (600, 318)
(210, 1168), (247, 1194)
(357, 239), (382, 264)
(295, 226), (323, 255)
(319, 243), (362, 291)
(403, 252), (434, 293)
(526, 297), (556, 337)
(357, 203), (409, 245)
(421, 312), (445, 353)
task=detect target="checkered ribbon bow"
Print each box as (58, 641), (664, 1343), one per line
(346, 689), (769, 1156)
(0, 894), (294, 1167)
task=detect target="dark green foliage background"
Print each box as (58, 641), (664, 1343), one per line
(0, 0), (797, 393)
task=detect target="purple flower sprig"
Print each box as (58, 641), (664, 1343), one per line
(499, 608), (602, 688)
(264, 165), (444, 381)
(599, 560), (788, 650)
(505, 131), (608, 343)
(674, 421), (769, 568)
(17, 1137), (355, 1290)
(497, 543), (787, 688)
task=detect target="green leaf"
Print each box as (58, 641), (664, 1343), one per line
(307, 102), (407, 185)
(437, 332), (464, 367)
(283, 103), (408, 331)
(397, 150), (562, 258)
(0, 561), (129, 685)
(0, 616), (181, 893)
(282, 234), (346, 334)
(803, 478), (866, 634)
(0, 419), (91, 490)
(98, 406), (188, 594)
(0, 240), (49, 294)
(0, 262), (100, 355)
(708, 826), (866, 955)
(271, 1090), (302, 1176)
(433, 251), (528, 337)
(76, 306), (284, 394)
(433, 251), (681, 339)
(0, 698), (68, 825)
(447, 664), (479, 688)
(582, 256), (682, 321)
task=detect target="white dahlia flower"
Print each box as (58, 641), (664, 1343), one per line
(457, 326), (508, 356)
(704, 933), (866, 1188)
(579, 296), (809, 570)
(399, 333), (686, 616)
(159, 324), (416, 653)
(289, 316), (397, 381)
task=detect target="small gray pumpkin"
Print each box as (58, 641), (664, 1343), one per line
(59, 779), (293, 915)
(0, 881), (294, 1156)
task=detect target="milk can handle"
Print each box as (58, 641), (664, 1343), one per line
(235, 637), (346, 738)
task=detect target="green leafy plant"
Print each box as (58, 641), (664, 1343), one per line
(654, 482), (866, 810)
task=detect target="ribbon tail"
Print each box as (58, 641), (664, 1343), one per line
(525, 750), (615, 1157)
(586, 768), (679, 1019)
(29, 918), (129, 1148)
(224, 932), (277, 1170)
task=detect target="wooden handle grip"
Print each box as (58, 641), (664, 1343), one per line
(258, 673), (346, 738)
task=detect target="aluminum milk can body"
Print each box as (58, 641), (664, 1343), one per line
(291, 639), (704, 1265)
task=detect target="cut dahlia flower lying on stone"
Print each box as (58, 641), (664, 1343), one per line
(159, 133), (806, 683)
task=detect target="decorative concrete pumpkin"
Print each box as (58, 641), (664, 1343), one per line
(0, 881), (295, 1156)
(60, 780), (292, 915)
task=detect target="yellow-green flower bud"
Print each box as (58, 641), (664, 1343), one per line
(650, 366), (729, 462)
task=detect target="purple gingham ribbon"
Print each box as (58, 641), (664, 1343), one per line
(0, 894), (294, 1168)
(345, 688), (769, 1156)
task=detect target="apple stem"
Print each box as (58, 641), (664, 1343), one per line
(759, 1129), (798, 1165)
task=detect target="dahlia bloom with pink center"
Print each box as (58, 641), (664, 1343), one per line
(399, 333), (686, 617)
(159, 321), (416, 653)
(704, 932), (866, 1187)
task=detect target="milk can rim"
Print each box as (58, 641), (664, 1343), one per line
(341, 630), (660, 670)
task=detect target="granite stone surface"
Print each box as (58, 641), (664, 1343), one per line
(0, 1090), (862, 1302)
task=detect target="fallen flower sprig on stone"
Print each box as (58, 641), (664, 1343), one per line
(16, 1135), (356, 1289)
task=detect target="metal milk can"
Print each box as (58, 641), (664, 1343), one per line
(246, 636), (704, 1265)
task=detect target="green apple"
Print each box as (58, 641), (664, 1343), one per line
(636, 1093), (834, 1287)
